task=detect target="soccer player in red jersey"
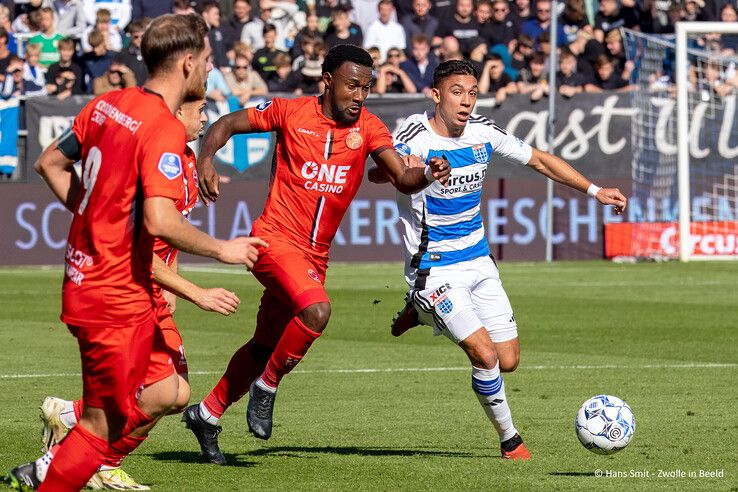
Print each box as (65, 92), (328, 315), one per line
(35, 96), (243, 490)
(6, 15), (265, 492)
(182, 44), (451, 464)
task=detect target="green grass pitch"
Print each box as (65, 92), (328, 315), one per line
(1, 261), (736, 491)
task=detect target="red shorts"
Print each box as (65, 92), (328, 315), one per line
(69, 320), (155, 420)
(250, 241), (330, 348)
(144, 304), (188, 386)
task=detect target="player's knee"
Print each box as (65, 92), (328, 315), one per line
(298, 302), (331, 332)
(470, 348), (499, 370)
(170, 378), (191, 414)
(499, 356), (519, 373)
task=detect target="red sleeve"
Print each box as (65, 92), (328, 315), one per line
(71, 99), (94, 144)
(139, 119), (188, 200)
(246, 98), (289, 132)
(365, 112), (393, 154)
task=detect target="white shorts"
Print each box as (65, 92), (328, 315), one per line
(409, 255), (518, 344)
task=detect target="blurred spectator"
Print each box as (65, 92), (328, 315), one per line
(242, 1), (271, 50)
(82, 8), (123, 52)
(510, 0), (532, 25)
(510, 34), (534, 71)
(393, 0), (414, 19)
(375, 46), (416, 93)
(349, 0), (380, 36)
(29, 7), (64, 67)
(173, 0), (196, 15)
(719, 4), (738, 54)
(118, 17), (147, 84)
(51, 0), (87, 40)
(83, 0), (131, 32)
(683, 0), (706, 21)
(516, 51), (548, 101)
(478, 53), (516, 102)
(400, 33), (437, 95)
(3, 44), (46, 97)
(522, 0), (567, 48)
(12, 7), (42, 36)
(267, 52), (300, 92)
(0, 27), (11, 73)
(467, 38), (487, 74)
(201, 1), (230, 69)
(291, 13), (320, 58)
(2, 57), (26, 98)
(223, 0), (252, 49)
(475, 0), (492, 26)
(92, 57), (135, 94)
(252, 23), (287, 81)
(0, 6), (16, 55)
(484, 0), (519, 49)
(132, 0), (173, 20)
(291, 35), (320, 71)
(206, 66), (232, 101)
(431, 0), (455, 21)
(434, 0), (480, 55)
(45, 37), (85, 95)
(561, 0), (590, 45)
(367, 45), (381, 70)
(537, 31), (551, 57)
(225, 49), (268, 105)
(435, 35), (460, 62)
(82, 29), (116, 80)
(698, 61), (738, 97)
(325, 5), (363, 49)
(594, 0), (638, 43)
(556, 47), (587, 97)
(586, 54), (633, 92)
(604, 29), (634, 81)
(255, 0), (305, 53)
(400, 0), (438, 44)
(364, 0), (406, 62)
(295, 53), (324, 94)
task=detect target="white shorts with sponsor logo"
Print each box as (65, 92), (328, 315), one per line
(409, 255), (518, 344)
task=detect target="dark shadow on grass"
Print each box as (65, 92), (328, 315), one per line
(549, 471), (596, 477)
(245, 446), (492, 459)
(147, 451), (257, 468)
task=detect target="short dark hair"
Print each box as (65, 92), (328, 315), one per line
(433, 59), (478, 88)
(263, 23), (276, 35)
(322, 44), (373, 75)
(142, 14), (209, 75)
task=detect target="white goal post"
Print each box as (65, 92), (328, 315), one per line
(676, 22), (738, 261)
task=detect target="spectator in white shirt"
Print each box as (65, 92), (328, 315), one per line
(83, 0), (131, 32)
(81, 8), (122, 52)
(363, 0), (406, 62)
(49, 0), (87, 39)
(242, 0), (304, 53)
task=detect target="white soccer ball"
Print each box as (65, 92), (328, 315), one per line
(575, 395), (635, 454)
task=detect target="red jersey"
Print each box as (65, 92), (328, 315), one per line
(61, 88), (187, 328)
(247, 97), (393, 260)
(151, 145), (199, 313)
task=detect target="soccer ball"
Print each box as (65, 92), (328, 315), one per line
(575, 395), (635, 454)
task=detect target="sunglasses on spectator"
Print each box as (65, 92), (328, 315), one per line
(388, 52), (401, 57)
(235, 65), (249, 69)
(494, 8), (508, 12)
(538, 8), (550, 12)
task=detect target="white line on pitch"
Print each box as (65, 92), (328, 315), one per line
(1, 362), (736, 380)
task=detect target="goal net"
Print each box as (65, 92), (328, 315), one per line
(615, 25), (738, 261)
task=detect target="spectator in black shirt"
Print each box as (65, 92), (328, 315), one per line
(511, 0), (533, 24)
(267, 52), (300, 93)
(586, 54), (632, 92)
(479, 53), (516, 103)
(517, 52), (549, 101)
(556, 47), (588, 97)
(375, 48), (416, 93)
(484, 0), (519, 49)
(510, 34), (535, 71)
(401, 0), (439, 44)
(202, 1), (230, 69)
(325, 6), (363, 49)
(253, 23), (287, 81)
(594, 0), (638, 43)
(132, 0), (174, 20)
(82, 29), (116, 82)
(604, 29), (634, 81)
(223, 0), (252, 49)
(291, 13), (321, 58)
(434, 0), (481, 56)
(0, 27), (11, 76)
(400, 34), (437, 95)
(119, 18), (148, 85)
(45, 37), (85, 96)
(561, 0), (591, 45)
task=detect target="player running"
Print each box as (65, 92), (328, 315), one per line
(368, 60), (627, 460)
(35, 95), (240, 490)
(182, 44), (450, 465)
(6, 14), (265, 491)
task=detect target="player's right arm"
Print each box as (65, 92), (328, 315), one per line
(197, 109), (254, 205)
(152, 254), (240, 316)
(34, 138), (81, 212)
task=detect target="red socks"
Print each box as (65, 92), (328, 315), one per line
(38, 425), (106, 492)
(261, 316), (321, 388)
(203, 340), (270, 418)
(105, 435), (147, 468)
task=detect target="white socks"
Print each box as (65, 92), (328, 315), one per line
(198, 402), (219, 426)
(255, 377), (277, 393)
(34, 449), (54, 482)
(471, 362), (518, 442)
(59, 400), (77, 429)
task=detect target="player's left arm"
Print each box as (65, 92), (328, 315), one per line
(527, 148), (627, 214)
(152, 253), (241, 316)
(34, 139), (81, 212)
(372, 147), (450, 193)
(367, 153), (425, 184)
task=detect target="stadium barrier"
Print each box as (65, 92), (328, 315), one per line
(3, 93), (645, 263)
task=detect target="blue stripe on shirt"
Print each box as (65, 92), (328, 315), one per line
(427, 212), (483, 242)
(427, 144), (492, 169)
(419, 237), (490, 269)
(426, 190), (481, 216)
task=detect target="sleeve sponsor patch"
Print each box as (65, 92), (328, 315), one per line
(158, 153), (182, 180)
(394, 142), (411, 156)
(255, 100), (273, 111)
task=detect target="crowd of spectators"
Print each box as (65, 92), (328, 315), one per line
(0, 0), (736, 103)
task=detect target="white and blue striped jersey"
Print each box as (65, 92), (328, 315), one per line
(394, 112), (533, 287)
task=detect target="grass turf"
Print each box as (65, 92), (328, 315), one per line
(0, 261), (736, 491)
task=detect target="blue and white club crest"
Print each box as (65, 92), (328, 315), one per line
(472, 144), (488, 163)
(437, 298), (454, 315)
(256, 100), (272, 111)
(158, 153), (182, 180)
